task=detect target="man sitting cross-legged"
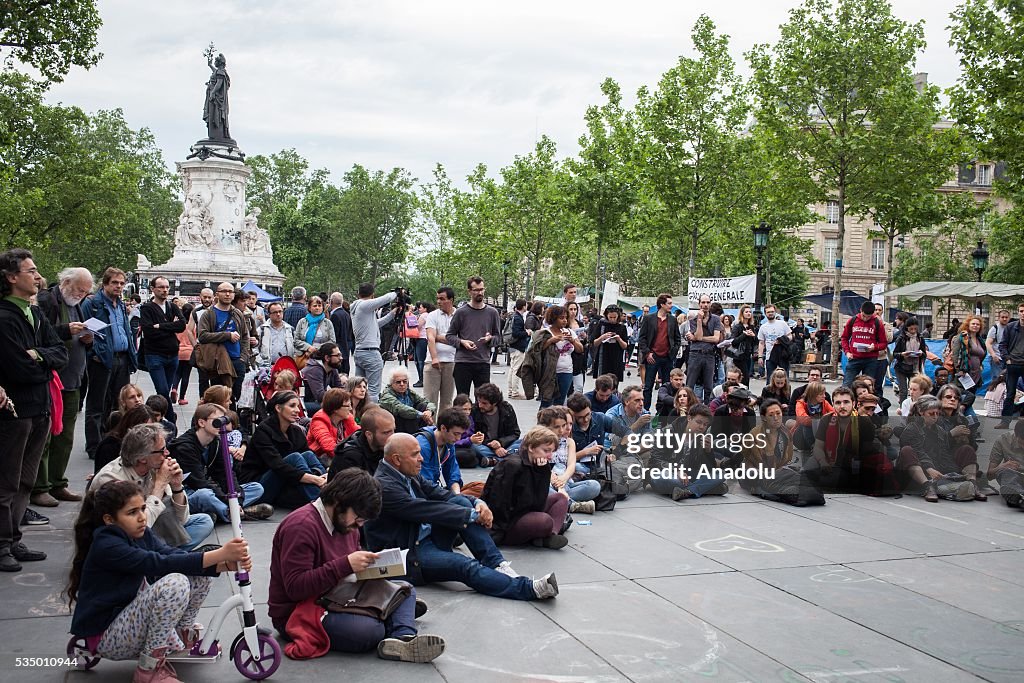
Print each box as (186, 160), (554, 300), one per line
(364, 433), (559, 601)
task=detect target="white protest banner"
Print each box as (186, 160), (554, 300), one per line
(686, 275), (757, 305)
(601, 280), (620, 311)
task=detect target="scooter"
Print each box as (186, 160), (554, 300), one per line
(67, 417), (283, 680)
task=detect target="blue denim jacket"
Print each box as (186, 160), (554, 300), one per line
(81, 290), (138, 371)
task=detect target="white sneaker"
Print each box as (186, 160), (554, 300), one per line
(532, 572), (559, 599)
(495, 561), (519, 578)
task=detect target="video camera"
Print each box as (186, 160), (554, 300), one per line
(393, 287), (412, 308)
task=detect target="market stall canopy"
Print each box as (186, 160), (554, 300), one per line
(882, 281), (1024, 302)
(241, 280), (282, 303)
(803, 290), (869, 317)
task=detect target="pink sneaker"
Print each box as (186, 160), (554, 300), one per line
(132, 659), (181, 683)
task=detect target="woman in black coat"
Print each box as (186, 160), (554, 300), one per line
(482, 426), (570, 549)
(238, 391), (326, 508)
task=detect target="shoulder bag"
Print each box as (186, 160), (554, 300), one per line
(317, 578), (411, 621)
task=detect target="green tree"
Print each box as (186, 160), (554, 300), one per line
(0, 0), (102, 82)
(568, 77), (636, 299)
(635, 14), (750, 287)
(950, 0), (1024, 281)
(749, 0), (932, 363)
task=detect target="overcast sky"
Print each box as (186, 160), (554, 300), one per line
(47, 0), (964, 188)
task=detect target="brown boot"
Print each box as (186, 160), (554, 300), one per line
(29, 492), (59, 507)
(50, 488), (83, 502)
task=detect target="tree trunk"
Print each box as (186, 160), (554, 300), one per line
(594, 237), (603, 308)
(829, 172), (847, 376)
(885, 227), (896, 315)
(687, 224), (698, 290)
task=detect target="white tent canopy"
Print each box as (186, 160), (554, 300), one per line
(882, 281), (1024, 302)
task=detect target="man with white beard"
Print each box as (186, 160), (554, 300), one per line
(33, 267), (94, 507)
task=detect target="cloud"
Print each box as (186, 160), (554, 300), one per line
(47, 0), (963, 188)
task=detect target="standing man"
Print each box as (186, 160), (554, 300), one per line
(82, 267), (137, 459)
(685, 294), (723, 404)
(756, 304), (793, 380)
(197, 283), (249, 405)
(637, 293), (680, 410)
(187, 287), (215, 395)
(283, 286), (308, 327)
(350, 282), (398, 403)
(871, 302), (895, 395)
(329, 292), (354, 375)
(33, 267), (93, 508)
(840, 301), (887, 392)
(562, 284), (583, 324)
(139, 276), (186, 425)
(0, 249), (68, 571)
(446, 277), (502, 396)
(424, 287), (457, 410)
(998, 303), (1024, 428)
(506, 299), (531, 400)
(988, 309), (1011, 373)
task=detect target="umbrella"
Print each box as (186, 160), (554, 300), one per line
(803, 290), (869, 317)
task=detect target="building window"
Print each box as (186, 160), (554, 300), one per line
(826, 200), (840, 224)
(871, 239), (886, 270)
(977, 164), (992, 186)
(824, 237), (838, 266)
(821, 285), (834, 295)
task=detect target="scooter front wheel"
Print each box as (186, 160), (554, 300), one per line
(231, 632), (282, 680)
(66, 636), (100, 670)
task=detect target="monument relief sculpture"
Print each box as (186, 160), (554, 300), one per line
(242, 207), (273, 258)
(174, 190), (215, 249)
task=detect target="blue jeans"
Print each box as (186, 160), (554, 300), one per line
(550, 477), (601, 502)
(643, 355), (674, 409)
(179, 513), (215, 550)
(843, 357), (877, 388)
(323, 587), (417, 652)
(416, 497), (536, 601)
(413, 338), (428, 384)
(353, 349), (384, 403)
(1002, 364), (1024, 424)
(258, 452), (323, 506)
(145, 353), (179, 424)
(648, 475), (727, 498)
(541, 373), (574, 407)
(187, 482), (266, 522)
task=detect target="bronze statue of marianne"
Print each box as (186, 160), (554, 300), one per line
(203, 52), (231, 141)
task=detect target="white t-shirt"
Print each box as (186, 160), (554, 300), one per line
(425, 309), (456, 363)
(987, 323), (1004, 345)
(758, 318), (792, 357)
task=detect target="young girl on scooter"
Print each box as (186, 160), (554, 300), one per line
(66, 480), (251, 683)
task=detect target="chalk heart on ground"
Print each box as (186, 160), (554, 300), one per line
(694, 534), (786, 553)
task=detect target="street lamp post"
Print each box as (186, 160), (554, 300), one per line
(752, 221), (772, 324)
(502, 259), (510, 312)
(971, 240), (989, 315)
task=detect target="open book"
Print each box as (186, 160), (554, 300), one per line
(355, 548), (409, 581)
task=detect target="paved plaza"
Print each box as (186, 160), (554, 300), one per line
(1, 362), (1023, 682)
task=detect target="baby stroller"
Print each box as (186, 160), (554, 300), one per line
(247, 356), (305, 431)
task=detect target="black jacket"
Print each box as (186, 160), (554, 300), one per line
(470, 401), (521, 448)
(1000, 320), (1023, 365)
(509, 311), (530, 352)
(364, 460), (479, 584)
(139, 300), (186, 356)
(330, 307), (354, 358)
(329, 430), (383, 478)
(637, 312), (681, 361)
(0, 299), (67, 420)
(169, 429), (240, 504)
(238, 420), (309, 485)
(36, 284), (84, 343)
(480, 451), (552, 543)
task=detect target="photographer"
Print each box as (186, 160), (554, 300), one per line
(349, 283), (399, 403)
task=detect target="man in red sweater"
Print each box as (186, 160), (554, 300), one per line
(841, 301), (888, 395)
(268, 468), (445, 663)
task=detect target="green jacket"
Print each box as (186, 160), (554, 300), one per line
(379, 385), (436, 434)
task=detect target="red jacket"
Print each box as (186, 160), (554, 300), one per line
(840, 315), (886, 359)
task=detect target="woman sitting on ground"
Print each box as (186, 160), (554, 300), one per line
(93, 405), (154, 475)
(760, 369), (792, 414)
(668, 386), (700, 420)
(238, 391), (327, 509)
(536, 407), (600, 514)
(482, 426), (571, 549)
(790, 381), (834, 454)
(347, 375), (371, 423)
(67, 480), (250, 683)
(307, 388), (356, 466)
(742, 399), (823, 506)
(897, 394), (986, 502)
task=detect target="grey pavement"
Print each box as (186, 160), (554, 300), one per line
(2, 359), (1023, 682)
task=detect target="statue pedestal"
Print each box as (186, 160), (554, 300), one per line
(136, 154), (284, 299)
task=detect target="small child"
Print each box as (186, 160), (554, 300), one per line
(67, 480), (250, 683)
(145, 394), (178, 441)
